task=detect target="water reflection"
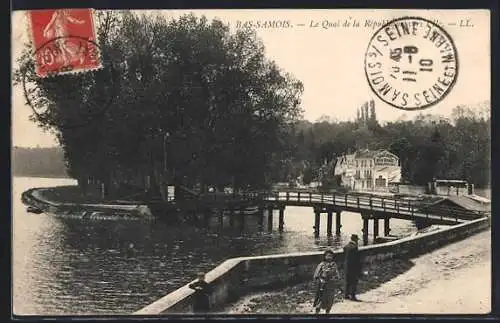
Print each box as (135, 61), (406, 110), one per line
(13, 177), (421, 315)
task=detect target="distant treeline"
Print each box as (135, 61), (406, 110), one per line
(284, 100), (491, 188)
(12, 146), (69, 178)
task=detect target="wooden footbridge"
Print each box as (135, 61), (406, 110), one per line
(148, 189), (488, 245)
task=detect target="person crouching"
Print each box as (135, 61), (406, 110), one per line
(188, 272), (213, 313)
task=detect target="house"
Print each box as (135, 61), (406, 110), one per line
(428, 179), (473, 196)
(334, 149), (402, 191)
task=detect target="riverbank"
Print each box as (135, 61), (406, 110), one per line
(32, 185), (143, 205)
(225, 229), (491, 314)
(21, 186), (154, 219)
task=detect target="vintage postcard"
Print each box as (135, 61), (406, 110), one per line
(11, 8), (491, 316)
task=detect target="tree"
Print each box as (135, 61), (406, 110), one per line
(287, 101), (490, 189)
(368, 99), (378, 128)
(302, 166), (314, 185)
(14, 12), (304, 197)
(364, 103), (369, 124)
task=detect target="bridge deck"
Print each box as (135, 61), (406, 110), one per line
(150, 191), (485, 225)
(264, 192), (477, 225)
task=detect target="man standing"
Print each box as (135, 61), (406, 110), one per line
(343, 234), (362, 301)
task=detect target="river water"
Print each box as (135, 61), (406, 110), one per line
(13, 176), (476, 315)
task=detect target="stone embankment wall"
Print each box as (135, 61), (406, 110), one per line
(21, 188), (153, 219)
(134, 217), (490, 315)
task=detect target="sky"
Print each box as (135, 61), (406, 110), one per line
(11, 9), (490, 147)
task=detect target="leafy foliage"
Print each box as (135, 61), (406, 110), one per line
(290, 101), (490, 188)
(13, 12), (304, 196)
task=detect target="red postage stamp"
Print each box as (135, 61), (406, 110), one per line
(27, 9), (102, 77)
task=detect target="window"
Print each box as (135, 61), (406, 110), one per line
(375, 157), (397, 166)
(375, 175), (386, 187)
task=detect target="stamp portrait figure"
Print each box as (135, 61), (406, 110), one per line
(42, 9), (86, 66)
(28, 9), (101, 77)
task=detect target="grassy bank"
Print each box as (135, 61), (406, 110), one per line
(36, 185), (146, 205)
(37, 185), (110, 204)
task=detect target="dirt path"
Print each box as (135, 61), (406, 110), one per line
(298, 229), (491, 314)
(226, 229), (491, 314)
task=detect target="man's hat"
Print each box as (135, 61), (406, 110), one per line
(351, 234), (359, 241)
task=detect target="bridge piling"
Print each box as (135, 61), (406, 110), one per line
(326, 209), (333, 236)
(373, 218), (379, 240)
(314, 209), (320, 238)
(258, 207), (264, 231)
(267, 208), (274, 232)
(203, 212), (210, 227)
(384, 218), (391, 236)
(229, 208), (235, 228)
(238, 210), (245, 232)
(278, 207), (284, 232)
(362, 215), (369, 246)
(335, 211), (342, 235)
(218, 210), (224, 228)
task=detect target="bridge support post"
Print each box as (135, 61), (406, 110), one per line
(314, 209), (320, 238)
(327, 209), (333, 236)
(362, 215), (369, 246)
(258, 207), (264, 231)
(229, 208), (235, 228)
(203, 212), (210, 228)
(278, 207), (285, 232)
(237, 208), (244, 232)
(335, 211), (342, 235)
(218, 210), (224, 228)
(384, 218), (391, 236)
(373, 218), (379, 240)
(267, 208), (274, 232)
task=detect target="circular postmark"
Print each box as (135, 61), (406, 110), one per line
(20, 35), (118, 130)
(364, 17), (459, 111)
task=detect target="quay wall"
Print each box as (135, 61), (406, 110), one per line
(134, 216), (490, 315)
(21, 188), (153, 218)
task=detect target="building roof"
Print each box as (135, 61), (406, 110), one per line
(353, 149), (398, 159)
(354, 149), (382, 158)
(446, 195), (491, 213)
(435, 179), (468, 184)
(420, 196), (491, 215)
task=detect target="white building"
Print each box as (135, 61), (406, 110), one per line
(334, 149), (402, 191)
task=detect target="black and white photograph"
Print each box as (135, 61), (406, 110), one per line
(11, 8), (492, 316)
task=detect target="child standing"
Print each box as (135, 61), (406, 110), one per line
(313, 249), (340, 314)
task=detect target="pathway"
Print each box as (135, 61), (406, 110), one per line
(299, 229), (491, 314)
(226, 229), (491, 315)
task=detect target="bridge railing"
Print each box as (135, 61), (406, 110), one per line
(174, 190), (483, 223)
(264, 191), (482, 223)
(180, 191), (268, 204)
